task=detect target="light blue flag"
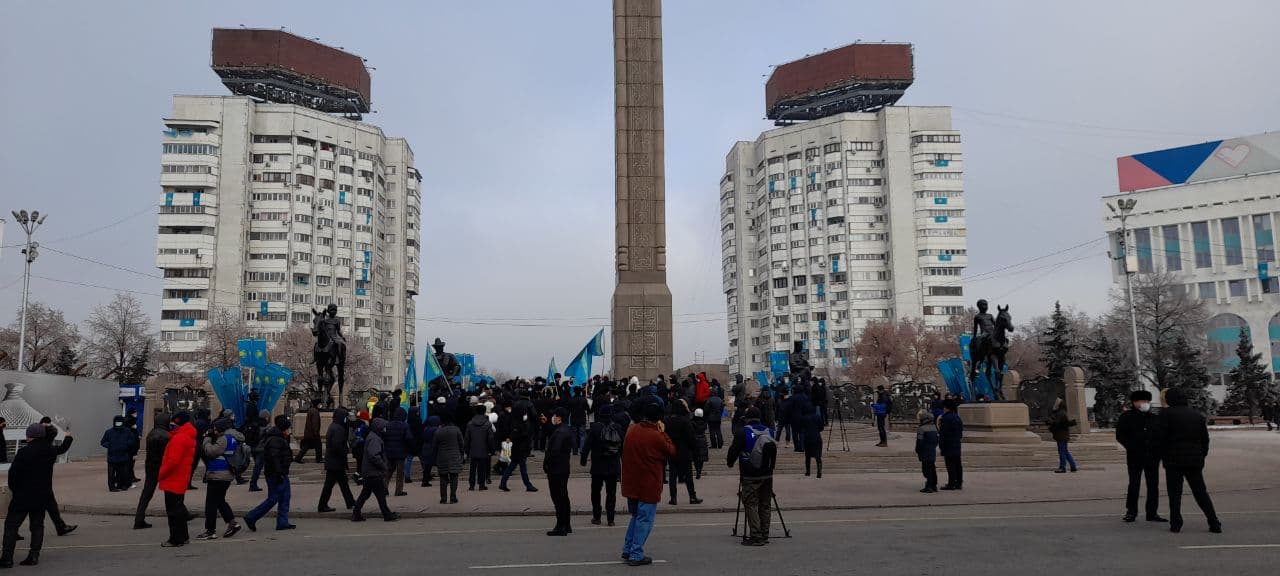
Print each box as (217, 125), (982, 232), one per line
(768, 351), (790, 377)
(402, 353), (418, 412)
(207, 367), (246, 426)
(255, 363), (292, 414)
(237, 338), (268, 369)
(755, 370), (772, 391)
(563, 329), (605, 387)
(547, 358), (558, 383)
(423, 347), (444, 388)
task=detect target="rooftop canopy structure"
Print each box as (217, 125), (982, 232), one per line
(211, 28), (371, 118)
(765, 43), (914, 125)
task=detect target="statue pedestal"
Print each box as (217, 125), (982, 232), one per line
(957, 402), (1040, 444)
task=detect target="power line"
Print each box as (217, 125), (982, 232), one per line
(953, 106), (1222, 139)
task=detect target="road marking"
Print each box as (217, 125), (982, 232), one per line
(470, 560), (668, 569)
(1179, 544), (1280, 550)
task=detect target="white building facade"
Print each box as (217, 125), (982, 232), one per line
(156, 96), (421, 389)
(1105, 132), (1280, 395)
(722, 108), (967, 377)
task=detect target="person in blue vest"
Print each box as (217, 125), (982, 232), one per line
(727, 407), (777, 546)
(195, 419), (243, 540)
(100, 415), (139, 492)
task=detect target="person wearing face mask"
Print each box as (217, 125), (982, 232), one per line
(1116, 390), (1166, 523)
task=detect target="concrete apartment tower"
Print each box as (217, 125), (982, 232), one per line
(721, 44), (967, 378)
(611, 0), (674, 379)
(155, 29), (420, 398)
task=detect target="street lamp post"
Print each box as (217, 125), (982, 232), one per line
(11, 209), (48, 372)
(1108, 199), (1142, 391)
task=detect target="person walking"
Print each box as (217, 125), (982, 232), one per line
(803, 404), (824, 478)
(35, 418), (77, 538)
(915, 410), (939, 493)
(691, 408), (710, 480)
(1048, 398), (1079, 473)
(158, 412), (197, 547)
(0, 423), (74, 567)
(351, 418), (399, 522)
(727, 407), (778, 546)
(620, 401), (675, 566)
(465, 404), (496, 491)
(244, 416), (295, 532)
(100, 415), (139, 492)
(663, 400), (702, 505)
(134, 414), (171, 529)
(419, 415), (440, 487)
(581, 403), (625, 526)
(295, 400), (323, 464)
(498, 399), (538, 492)
(704, 392), (724, 449)
(1158, 388), (1222, 534)
(383, 408), (410, 496)
(245, 409), (269, 492)
(188, 409), (210, 491)
(195, 420), (243, 540)
(874, 385), (893, 447)
(318, 407), (356, 513)
(939, 399), (964, 491)
(544, 408), (574, 536)
(1116, 390), (1165, 523)
(432, 416), (464, 504)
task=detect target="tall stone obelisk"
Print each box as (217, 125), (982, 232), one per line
(611, 0), (673, 379)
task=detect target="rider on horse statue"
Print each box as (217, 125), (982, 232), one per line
(968, 299), (1013, 401)
(312, 303), (347, 407)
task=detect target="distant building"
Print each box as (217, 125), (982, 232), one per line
(721, 44), (966, 378)
(674, 363), (731, 387)
(155, 30), (420, 395)
(1104, 131), (1280, 396)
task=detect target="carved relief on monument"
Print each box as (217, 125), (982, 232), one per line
(628, 306), (658, 330)
(630, 331), (658, 356)
(631, 201), (651, 224)
(631, 224), (654, 247)
(628, 130), (653, 153)
(629, 152), (653, 177)
(626, 61), (653, 85)
(631, 246), (654, 270)
(630, 177), (653, 201)
(657, 245), (667, 271)
(628, 108), (653, 131)
(629, 356), (659, 369)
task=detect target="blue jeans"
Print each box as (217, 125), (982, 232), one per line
(245, 476), (291, 529)
(250, 455), (265, 487)
(623, 499), (657, 561)
(1056, 441), (1077, 471)
(876, 415), (888, 444)
(500, 456), (533, 489)
(404, 456), (415, 481)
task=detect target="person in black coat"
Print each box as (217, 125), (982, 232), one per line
(189, 408), (211, 490)
(1115, 390), (1165, 523)
(789, 386), (813, 453)
(135, 416), (171, 529)
(581, 403), (626, 526)
(567, 388), (589, 455)
(663, 400), (702, 505)
(319, 407), (355, 513)
(543, 408), (575, 536)
(704, 393), (725, 449)
(810, 378), (830, 427)
(498, 397), (538, 492)
(2, 423), (74, 567)
(914, 411), (939, 492)
(1156, 388), (1221, 533)
(938, 399), (964, 490)
(803, 405), (824, 477)
(464, 405), (495, 491)
(101, 415), (140, 492)
(383, 408), (410, 496)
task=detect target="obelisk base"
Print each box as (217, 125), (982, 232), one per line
(610, 282), (673, 381)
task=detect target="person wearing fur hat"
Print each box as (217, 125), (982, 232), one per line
(914, 410), (939, 492)
(1116, 390), (1165, 523)
(1158, 388), (1221, 533)
(1, 422), (74, 567)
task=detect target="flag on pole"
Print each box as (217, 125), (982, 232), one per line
(237, 339), (268, 369)
(562, 329), (605, 387)
(423, 347), (444, 387)
(402, 352), (419, 412)
(546, 358), (558, 384)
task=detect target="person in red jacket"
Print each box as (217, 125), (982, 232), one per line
(694, 373), (711, 408)
(158, 412), (197, 547)
(620, 401), (675, 567)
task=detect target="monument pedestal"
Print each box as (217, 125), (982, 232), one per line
(957, 402), (1040, 444)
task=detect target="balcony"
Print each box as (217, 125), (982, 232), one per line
(162, 297), (209, 311)
(160, 172), (218, 188)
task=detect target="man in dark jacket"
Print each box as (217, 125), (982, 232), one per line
(875, 385), (893, 447)
(915, 411), (939, 493)
(663, 400), (702, 505)
(383, 408), (410, 496)
(581, 403), (626, 526)
(789, 385), (813, 453)
(101, 415), (139, 492)
(464, 405), (495, 491)
(295, 400), (323, 464)
(319, 407), (355, 513)
(351, 418), (398, 522)
(567, 388), (589, 455)
(244, 409), (268, 492)
(727, 407), (777, 546)
(704, 393), (725, 449)
(244, 416), (295, 532)
(1157, 388), (1221, 533)
(135, 415), (171, 529)
(811, 378), (829, 427)
(1115, 390), (1165, 523)
(939, 399), (964, 490)
(543, 408), (574, 536)
(1, 423), (74, 567)
(499, 396), (538, 492)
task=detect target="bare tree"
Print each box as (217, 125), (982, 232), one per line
(83, 293), (154, 383)
(1113, 271), (1207, 389)
(3, 301), (80, 372)
(900, 319), (953, 382)
(344, 339), (378, 392)
(849, 318), (952, 383)
(196, 306), (251, 373)
(271, 324), (320, 397)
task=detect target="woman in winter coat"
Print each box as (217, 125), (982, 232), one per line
(418, 416), (441, 487)
(464, 405), (496, 490)
(432, 415), (465, 504)
(1047, 397), (1078, 473)
(662, 400), (701, 505)
(690, 409), (710, 479)
(196, 419), (243, 540)
(803, 405), (825, 478)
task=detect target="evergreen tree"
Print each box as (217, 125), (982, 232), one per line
(1165, 336), (1218, 416)
(50, 346), (79, 376)
(1083, 326), (1133, 427)
(122, 341), (155, 385)
(1222, 329), (1273, 423)
(1040, 301), (1077, 379)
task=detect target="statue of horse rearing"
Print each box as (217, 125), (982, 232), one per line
(312, 305), (347, 408)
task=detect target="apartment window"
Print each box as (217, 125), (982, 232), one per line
(775, 296), (789, 307)
(849, 141), (876, 151)
(911, 134), (961, 144)
(1191, 221), (1212, 268)
(834, 291), (848, 302)
(773, 278), (788, 289)
(793, 313), (808, 323)
(1134, 228), (1153, 273)
(823, 143), (841, 154)
(163, 143), (218, 155)
(162, 164), (213, 174)
(793, 294), (808, 304)
(1228, 279), (1246, 298)
(1254, 214), (1276, 263)
(1221, 217), (1243, 266)
(298, 155), (314, 165)
(1162, 225), (1182, 271)
(339, 166), (355, 175)
(252, 135), (289, 144)
(928, 286), (964, 296)
(790, 240), (805, 248)
(252, 172), (290, 183)
(926, 267), (963, 276)
(296, 174), (316, 187)
(1197, 281), (1216, 300)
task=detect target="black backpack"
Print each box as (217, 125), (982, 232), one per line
(600, 423), (624, 457)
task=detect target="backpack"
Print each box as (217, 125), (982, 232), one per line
(600, 423), (624, 457)
(224, 435), (250, 475)
(741, 425), (775, 470)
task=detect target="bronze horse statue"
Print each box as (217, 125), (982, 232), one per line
(311, 304), (347, 407)
(968, 304), (1013, 401)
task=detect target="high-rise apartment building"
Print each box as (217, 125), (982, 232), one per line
(155, 30), (420, 393)
(721, 44), (966, 377)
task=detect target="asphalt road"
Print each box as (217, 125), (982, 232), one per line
(19, 488), (1280, 575)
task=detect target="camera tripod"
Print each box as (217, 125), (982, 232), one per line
(731, 478), (792, 540)
(825, 401), (850, 452)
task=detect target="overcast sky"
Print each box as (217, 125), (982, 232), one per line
(2, 0), (1278, 376)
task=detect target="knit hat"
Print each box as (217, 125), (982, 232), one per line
(553, 407), (569, 421)
(25, 423), (46, 439)
(1165, 388), (1189, 407)
(1130, 390), (1153, 402)
(274, 415), (291, 430)
(171, 411), (192, 426)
